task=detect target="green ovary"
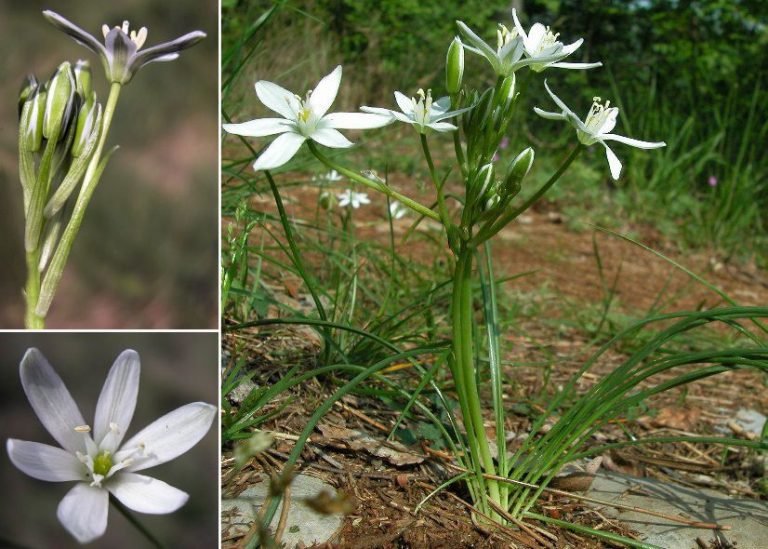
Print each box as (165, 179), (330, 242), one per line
(93, 451), (113, 476)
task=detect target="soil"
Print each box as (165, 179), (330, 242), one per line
(221, 171), (767, 547)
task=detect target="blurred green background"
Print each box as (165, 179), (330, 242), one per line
(0, 0), (218, 328)
(223, 0), (767, 265)
(0, 332), (218, 548)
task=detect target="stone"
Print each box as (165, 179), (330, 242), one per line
(222, 474), (343, 547)
(587, 471), (768, 548)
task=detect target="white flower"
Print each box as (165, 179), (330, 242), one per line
(6, 349), (216, 544)
(457, 10), (600, 75)
(534, 81), (666, 179)
(389, 200), (408, 220)
(511, 9), (601, 72)
(338, 189), (370, 209)
(312, 169), (344, 183)
(223, 66), (391, 171)
(456, 20), (525, 76)
(361, 89), (472, 134)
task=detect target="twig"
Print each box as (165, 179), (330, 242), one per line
(334, 400), (390, 433)
(273, 485), (291, 546)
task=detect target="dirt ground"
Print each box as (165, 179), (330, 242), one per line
(221, 174), (767, 548)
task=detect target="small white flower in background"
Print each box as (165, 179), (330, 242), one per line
(389, 200), (408, 220)
(223, 65), (391, 171)
(312, 169), (344, 183)
(6, 349), (216, 544)
(457, 9), (600, 76)
(338, 189), (370, 209)
(534, 81), (666, 179)
(362, 89), (472, 134)
(511, 9), (601, 72)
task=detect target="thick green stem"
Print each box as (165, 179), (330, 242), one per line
(451, 246), (501, 518)
(308, 141), (440, 222)
(420, 134), (452, 229)
(471, 144), (583, 245)
(24, 249), (43, 328)
(110, 495), (165, 549)
(33, 82), (122, 319)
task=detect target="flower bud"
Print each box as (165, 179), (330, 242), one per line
(20, 87), (46, 152)
(73, 59), (93, 101)
(503, 147), (534, 196)
(43, 61), (76, 140)
(18, 74), (38, 116)
(318, 191), (334, 210)
(496, 74), (516, 109)
(445, 37), (464, 95)
(71, 98), (100, 158)
(475, 163), (495, 198)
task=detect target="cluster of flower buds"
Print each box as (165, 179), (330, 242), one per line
(18, 59), (103, 271)
(461, 74), (518, 170)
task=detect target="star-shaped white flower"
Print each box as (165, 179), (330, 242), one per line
(361, 89), (472, 134)
(223, 66), (391, 171)
(534, 81), (666, 179)
(337, 189), (370, 209)
(457, 9), (600, 76)
(511, 9), (601, 72)
(43, 10), (206, 85)
(6, 349), (216, 544)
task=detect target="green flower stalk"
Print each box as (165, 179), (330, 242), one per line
(18, 11), (206, 328)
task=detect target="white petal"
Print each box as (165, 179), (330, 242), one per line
(533, 107), (567, 120)
(311, 128), (354, 148)
(360, 106), (396, 118)
(20, 348), (87, 454)
(94, 350), (140, 452)
(603, 143), (623, 180)
(430, 105), (473, 123)
(394, 91), (414, 115)
(542, 81), (575, 119)
(120, 403), (216, 473)
(255, 80), (300, 120)
(253, 132), (306, 171)
(431, 96), (452, 115)
(7, 439), (84, 482)
(427, 121), (458, 132)
(57, 483), (109, 544)
(223, 118), (292, 137)
(390, 111), (417, 124)
(308, 66), (342, 119)
(602, 134), (667, 149)
(511, 9), (528, 40)
(108, 473), (188, 514)
(323, 112), (392, 129)
(526, 23), (547, 52)
(548, 61), (602, 70)
(561, 38), (584, 55)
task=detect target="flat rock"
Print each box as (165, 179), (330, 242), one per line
(587, 471), (768, 548)
(222, 473), (342, 547)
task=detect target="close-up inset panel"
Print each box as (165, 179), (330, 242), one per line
(0, 0), (218, 329)
(0, 332), (218, 548)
